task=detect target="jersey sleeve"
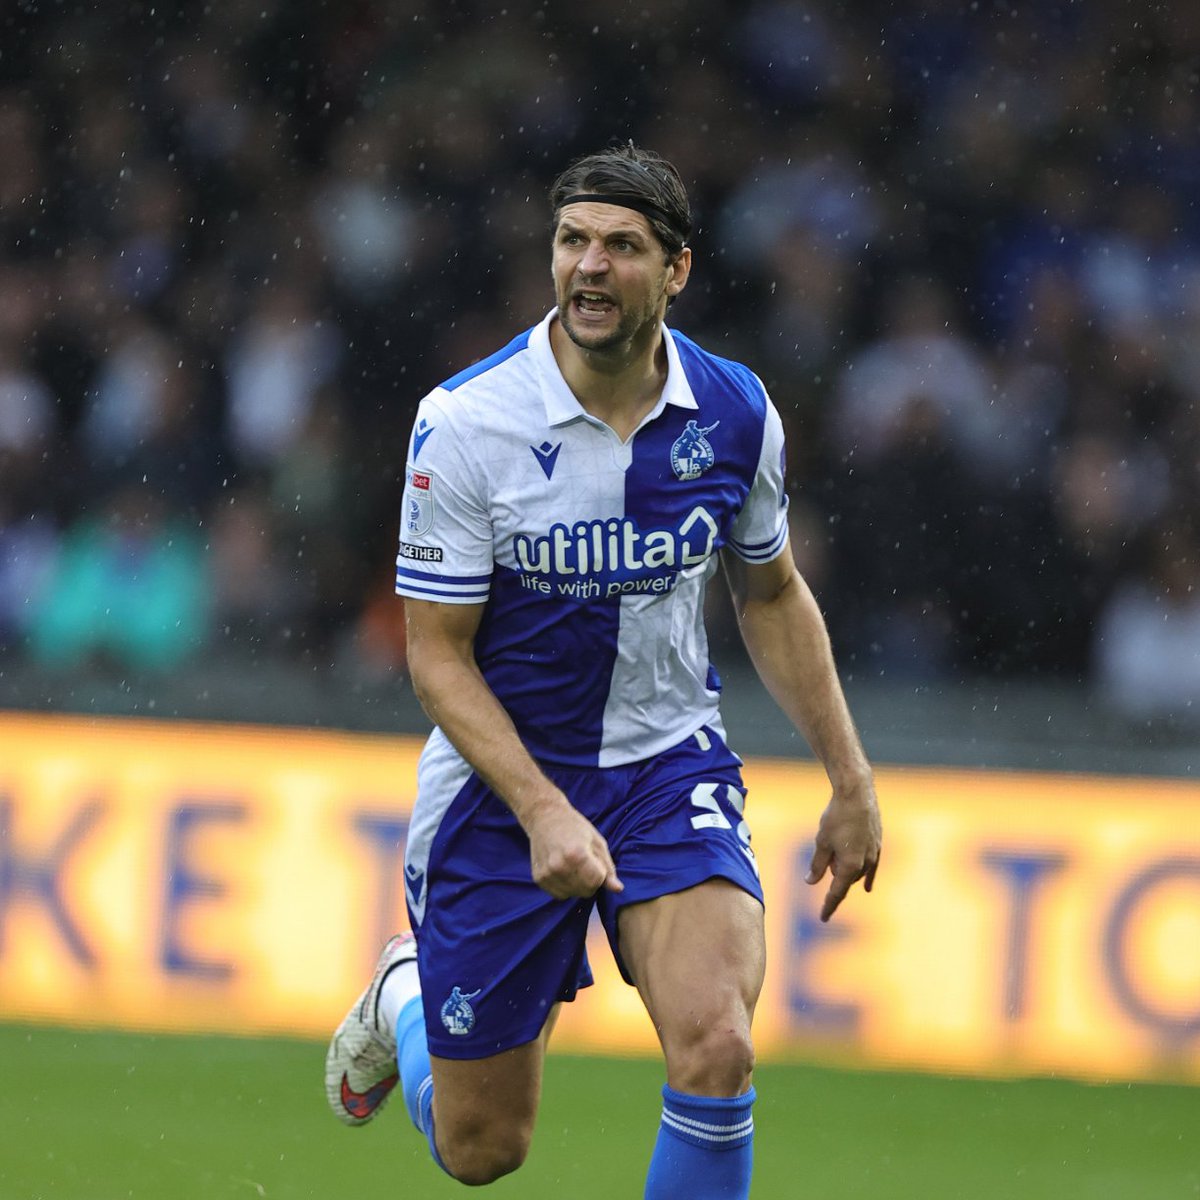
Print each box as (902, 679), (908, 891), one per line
(394, 394), (493, 604)
(726, 390), (790, 564)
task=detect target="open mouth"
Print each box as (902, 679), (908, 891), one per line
(573, 291), (616, 316)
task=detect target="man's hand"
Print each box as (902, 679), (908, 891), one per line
(806, 779), (882, 922)
(524, 798), (624, 899)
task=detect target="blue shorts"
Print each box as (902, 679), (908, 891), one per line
(407, 725), (764, 1060)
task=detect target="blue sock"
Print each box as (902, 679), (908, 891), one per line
(394, 996), (450, 1175)
(644, 1084), (756, 1200)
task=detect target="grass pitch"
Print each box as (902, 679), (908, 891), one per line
(3, 1023), (1196, 1199)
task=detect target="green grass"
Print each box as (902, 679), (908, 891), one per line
(2, 1023), (1196, 1199)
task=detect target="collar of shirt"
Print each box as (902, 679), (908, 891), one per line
(530, 308), (699, 430)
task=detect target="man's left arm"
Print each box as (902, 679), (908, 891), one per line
(724, 543), (882, 922)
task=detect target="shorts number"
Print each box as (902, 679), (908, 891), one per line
(689, 783), (759, 878)
(689, 782), (733, 830)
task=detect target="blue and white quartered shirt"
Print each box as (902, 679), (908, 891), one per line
(395, 309), (789, 771)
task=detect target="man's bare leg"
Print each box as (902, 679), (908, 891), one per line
(618, 879), (765, 1199)
(425, 1008), (560, 1185)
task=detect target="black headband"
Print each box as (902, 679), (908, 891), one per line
(558, 192), (687, 246)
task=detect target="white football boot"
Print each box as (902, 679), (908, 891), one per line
(324, 932), (419, 1126)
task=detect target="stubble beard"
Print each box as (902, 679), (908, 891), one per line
(558, 299), (658, 357)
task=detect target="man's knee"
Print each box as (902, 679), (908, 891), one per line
(429, 1041), (544, 1184)
(436, 1114), (533, 1186)
(666, 1020), (756, 1096)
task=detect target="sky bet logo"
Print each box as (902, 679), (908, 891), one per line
(513, 505), (719, 600)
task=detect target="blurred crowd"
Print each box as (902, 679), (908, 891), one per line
(0, 0), (1197, 726)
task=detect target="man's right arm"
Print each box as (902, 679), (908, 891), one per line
(404, 596), (622, 899)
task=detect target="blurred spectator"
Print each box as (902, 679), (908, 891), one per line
(81, 316), (176, 462)
(0, 333), (56, 505)
(1093, 525), (1200, 727)
(0, 91), (47, 255)
(81, 315), (226, 516)
(826, 394), (980, 680)
(718, 135), (882, 279)
(224, 278), (342, 469)
(0, 505), (58, 654)
(346, 572), (410, 682)
(107, 163), (193, 308)
(753, 225), (857, 383)
(26, 485), (209, 672)
(206, 485), (296, 654)
(310, 118), (418, 298)
(830, 276), (1001, 477)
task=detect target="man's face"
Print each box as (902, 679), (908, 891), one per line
(552, 202), (690, 355)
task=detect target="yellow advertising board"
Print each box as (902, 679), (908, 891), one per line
(0, 712), (1197, 1084)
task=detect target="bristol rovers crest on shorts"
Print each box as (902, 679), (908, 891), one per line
(440, 985), (482, 1036)
(670, 419), (720, 480)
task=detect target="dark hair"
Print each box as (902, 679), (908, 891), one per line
(549, 144), (692, 258)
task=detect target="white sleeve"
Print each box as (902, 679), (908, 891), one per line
(394, 394), (493, 604)
(727, 392), (790, 564)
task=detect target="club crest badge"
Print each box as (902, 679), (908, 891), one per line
(440, 986), (482, 1036)
(404, 468), (434, 536)
(670, 419), (720, 481)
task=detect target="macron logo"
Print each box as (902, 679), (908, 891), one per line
(531, 440), (562, 481)
(412, 418), (435, 460)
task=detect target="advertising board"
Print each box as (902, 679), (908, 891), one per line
(1, 714), (1196, 1082)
